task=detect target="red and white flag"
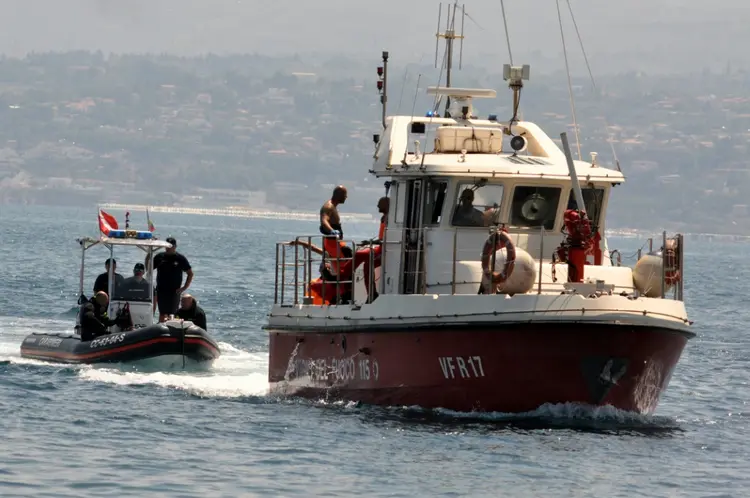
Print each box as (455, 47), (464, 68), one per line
(98, 209), (119, 236)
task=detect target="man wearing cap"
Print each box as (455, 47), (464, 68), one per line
(93, 258), (125, 296)
(147, 236), (193, 322)
(117, 262), (153, 301)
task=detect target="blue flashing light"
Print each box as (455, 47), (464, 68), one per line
(488, 114), (498, 121)
(425, 110), (435, 117)
(107, 229), (154, 240)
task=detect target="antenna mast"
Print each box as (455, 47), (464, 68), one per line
(435, 2), (465, 117)
(376, 51), (389, 130)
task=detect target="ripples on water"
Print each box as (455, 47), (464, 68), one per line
(0, 206), (747, 497)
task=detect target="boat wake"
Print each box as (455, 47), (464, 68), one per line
(0, 316), (270, 399)
(0, 317), (680, 433)
(77, 343), (269, 398)
(307, 398), (682, 435)
(392, 403), (681, 434)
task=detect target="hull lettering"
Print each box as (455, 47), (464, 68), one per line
(289, 356), (380, 383)
(90, 333), (126, 349)
(438, 356), (485, 379)
(38, 337), (63, 348)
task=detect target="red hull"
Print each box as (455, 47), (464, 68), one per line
(267, 323), (691, 414)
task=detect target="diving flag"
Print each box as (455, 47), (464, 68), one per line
(98, 209), (119, 236)
(146, 208), (155, 232)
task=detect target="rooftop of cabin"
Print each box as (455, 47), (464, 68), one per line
(371, 86), (625, 184)
(78, 236), (173, 249)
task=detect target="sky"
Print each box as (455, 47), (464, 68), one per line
(0, 1), (746, 73)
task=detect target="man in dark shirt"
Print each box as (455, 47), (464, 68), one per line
(148, 237), (193, 322)
(116, 262), (153, 302)
(176, 294), (207, 331)
(93, 258), (125, 296)
(79, 291), (119, 341)
(452, 189), (490, 227)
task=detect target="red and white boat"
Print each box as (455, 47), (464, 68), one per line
(265, 12), (691, 414)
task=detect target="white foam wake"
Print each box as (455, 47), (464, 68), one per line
(76, 342), (270, 398)
(1, 316), (270, 398)
(0, 316), (74, 366)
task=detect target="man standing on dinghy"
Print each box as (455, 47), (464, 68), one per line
(116, 262), (153, 302)
(146, 236), (193, 322)
(93, 258), (125, 296)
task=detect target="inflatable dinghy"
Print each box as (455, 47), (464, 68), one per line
(22, 222), (221, 368)
(20, 320), (220, 365)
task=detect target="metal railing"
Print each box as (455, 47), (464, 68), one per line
(274, 234), (378, 306)
(609, 230), (684, 300)
(273, 228), (686, 306)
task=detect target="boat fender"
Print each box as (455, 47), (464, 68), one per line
(481, 227), (516, 284)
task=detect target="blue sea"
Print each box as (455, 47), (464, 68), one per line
(0, 205), (747, 497)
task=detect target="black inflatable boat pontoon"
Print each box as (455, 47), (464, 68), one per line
(20, 320), (220, 364)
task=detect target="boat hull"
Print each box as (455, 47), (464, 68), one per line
(267, 323), (691, 414)
(20, 323), (221, 365)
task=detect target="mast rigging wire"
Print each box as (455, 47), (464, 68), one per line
(500, 0), (514, 66)
(564, 0), (621, 171)
(556, 0), (582, 161)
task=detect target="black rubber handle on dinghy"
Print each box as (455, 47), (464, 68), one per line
(181, 325), (186, 369)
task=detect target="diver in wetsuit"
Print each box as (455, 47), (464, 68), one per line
(175, 294), (207, 331)
(79, 291), (120, 341)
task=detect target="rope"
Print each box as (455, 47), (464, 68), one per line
(500, 0), (514, 66)
(181, 323), (186, 369)
(564, 0), (621, 171)
(556, 0), (582, 161)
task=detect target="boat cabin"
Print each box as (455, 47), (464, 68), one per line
(371, 86), (625, 297)
(75, 231), (172, 334)
(274, 85), (635, 307)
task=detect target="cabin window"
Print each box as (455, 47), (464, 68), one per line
(509, 185), (561, 230)
(451, 182), (504, 227)
(393, 182), (405, 225)
(423, 180), (448, 225)
(567, 187), (605, 227)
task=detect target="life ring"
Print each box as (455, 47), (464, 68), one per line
(481, 228), (516, 284)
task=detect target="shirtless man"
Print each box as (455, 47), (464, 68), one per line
(320, 185), (348, 239)
(299, 195), (387, 303)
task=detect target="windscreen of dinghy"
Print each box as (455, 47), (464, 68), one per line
(113, 281), (154, 302)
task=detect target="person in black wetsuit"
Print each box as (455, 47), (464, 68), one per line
(146, 237), (193, 322)
(79, 291), (119, 341)
(93, 258), (125, 295)
(175, 294), (207, 331)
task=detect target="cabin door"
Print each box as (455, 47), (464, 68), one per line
(401, 179), (426, 294)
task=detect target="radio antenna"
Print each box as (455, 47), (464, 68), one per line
(434, 2), (465, 116)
